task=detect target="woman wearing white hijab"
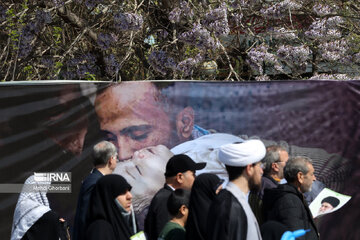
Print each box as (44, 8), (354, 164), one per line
(11, 175), (69, 240)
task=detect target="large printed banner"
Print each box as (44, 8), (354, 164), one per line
(0, 81), (359, 239)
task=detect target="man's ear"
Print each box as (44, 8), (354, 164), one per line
(176, 172), (184, 184)
(272, 162), (279, 172)
(297, 172), (304, 184)
(245, 164), (253, 177)
(176, 106), (195, 141)
(108, 156), (116, 168)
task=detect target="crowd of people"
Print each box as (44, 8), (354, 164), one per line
(11, 138), (324, 240)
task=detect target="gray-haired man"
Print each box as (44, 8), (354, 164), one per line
(73, 141), (118, 240)
(263, 156), (319, 240)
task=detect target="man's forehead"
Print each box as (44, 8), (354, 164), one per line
(95, 83), (167, 118)
(97, 82), (159, 104)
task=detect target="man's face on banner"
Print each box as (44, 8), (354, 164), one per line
(318, 201), (334, 215)
(95, 82), (194, 161)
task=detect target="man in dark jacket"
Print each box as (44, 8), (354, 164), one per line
(263, 156), (319, 240)
(207, 140), (266, 240)
(249, 145), (289, 224)
(72, 141), (118, 240)
(144, 154), (206, 240)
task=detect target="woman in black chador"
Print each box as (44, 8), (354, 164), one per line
(186, 173), (223, 240)
(86, 174), (137, 240)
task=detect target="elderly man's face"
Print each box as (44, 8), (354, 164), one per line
(95, 83), (176, 161)
(300, 163), (316, 193)
(277, 150), (289, 179)
(318, 202), (334, 214)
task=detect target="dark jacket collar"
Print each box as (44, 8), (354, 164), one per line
(164, 183), (175, 191)
(92, 168), (104, 177)
(263, 174), (280, 186)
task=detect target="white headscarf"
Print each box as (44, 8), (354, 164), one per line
(219, 140), (266, 166)
(11, 175), (51, 240)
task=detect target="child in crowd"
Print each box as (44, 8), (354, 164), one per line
(158, 189), (190, 240)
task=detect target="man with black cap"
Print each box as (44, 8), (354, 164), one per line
(207, 140), (266, 240)
(144, 154), (206, 240)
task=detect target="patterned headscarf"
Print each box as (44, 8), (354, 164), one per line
(11, 175), (51, 240)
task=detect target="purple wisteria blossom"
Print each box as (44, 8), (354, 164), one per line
(203, 4), (230, 36)
(270, 27), (296, 40)
(232, 12), (243, 26)
(114, 12), (143, 31)
(97, 33), (115, 50)
(18, 11), (52, 58)
(247, 45), (282, 75)
(318, 39), (348, 62)
(353, 53), (360, 64)
(230, 0), (261, 9)
(255, 75), (270, 81)
(85, 0), (103, 9)
(305, 17), (343, 39)
(104, 54), (119, 77)
(169, 7), (181, 23)
(326, 16), (344, 28)
(41, 57), (54, 68)
(177, 54), (203, 77)
(312, 4), (337, 16)
(148, 50), (176, 75)
(63, 53), (98, 79)
(309, 74), (352, 80)
(277, 45), (311, 68)
(179, 24), (218, 50)
(168, 1), (193, 23)
(260, 0), (302, 19)
(52, 0), (65, 7)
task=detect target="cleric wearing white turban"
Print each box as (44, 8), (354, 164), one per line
(207, 139), (265, 240)
(218, 139), (266, 167)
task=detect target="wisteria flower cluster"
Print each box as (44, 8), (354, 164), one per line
(63, 53), (98, 79)
(255, 75), (270, 81)
(270, 27), (297, 40)
(104, 54), (119, 77)
(260, 0), (302, 19)
(177, 54), (203, 77)
(41, 57), (54, 68)
(230, 0), (261, 9)
(97, 33), (116, 50)
(305, 17), (343, 39)
(85, 0), (103, 9)
(277, 45), (311, 68)
(309, 74), (352, 80)
(148, 50), (177, 76)
(353, 52), (360, 64)
(312, 4), (337, 16)
(52, 0), (64, 7)
(231, 12), (243, 27)
(114, 12), (143, 31)
(247, 44), (282, 75)
(318, 39), (348, 62)
(19, 10), (52, 58)
(179, 24), (218, 50)
(202, 5), (230, 36)
(169, 1), (194, 23)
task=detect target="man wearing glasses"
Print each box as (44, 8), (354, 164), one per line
(249, 145), (289, 224)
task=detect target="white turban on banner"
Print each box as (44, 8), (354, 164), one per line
(218, 140), (266, 167)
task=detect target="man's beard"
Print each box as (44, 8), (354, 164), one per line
(249, 176), (261, 192)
